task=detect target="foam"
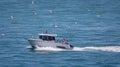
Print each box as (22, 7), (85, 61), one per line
(73, 46), (120, 52)
(35, 47), (64, 51)
(26, 46), (64, 51)
(26, 46), (120, 52)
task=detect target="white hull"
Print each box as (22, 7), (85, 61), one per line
(28, 38), (73, 49)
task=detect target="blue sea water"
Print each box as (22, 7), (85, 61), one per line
(0, 0), (120, 67)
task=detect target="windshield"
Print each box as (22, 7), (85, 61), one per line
(39, 36), (55, 41)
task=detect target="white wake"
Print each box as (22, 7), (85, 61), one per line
(73, 46), (120, 52)
(26, 46), (120, 52)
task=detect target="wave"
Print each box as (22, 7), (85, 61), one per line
(26, 46), (120, 52)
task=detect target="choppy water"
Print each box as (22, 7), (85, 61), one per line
(0, 0), (120, 67)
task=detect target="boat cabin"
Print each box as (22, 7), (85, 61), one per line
(39, 34), (57, 41)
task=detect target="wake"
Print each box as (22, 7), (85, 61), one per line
(26, 46), (120, 52)
(73, 46), (120, 52)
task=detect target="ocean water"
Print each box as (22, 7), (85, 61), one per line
(0, 0), (120, 67)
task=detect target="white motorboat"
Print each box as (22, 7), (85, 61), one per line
(27, 33), (74, 49)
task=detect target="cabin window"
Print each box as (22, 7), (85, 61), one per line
(43, 36), (47, 40)
(39, 36), (42, 39)
(52, 37), (55, 40)
(39, 36), (55, 41)
(49, 36), (55, 40)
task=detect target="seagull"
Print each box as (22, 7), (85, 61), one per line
(53, 24), (58, 28)
(33, 11), (37, 15)
(49, 10), (53, 13)
(10, 16), (14, 20)
(32, 0), (34, 5)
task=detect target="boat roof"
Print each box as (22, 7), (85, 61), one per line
(39, 33), (57, 37)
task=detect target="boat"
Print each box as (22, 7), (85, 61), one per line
(27, 33), (74, 49)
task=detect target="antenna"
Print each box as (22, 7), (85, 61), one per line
(45, 30), (48, 34)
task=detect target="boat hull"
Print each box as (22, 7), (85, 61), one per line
(28, 38), (73, 49)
